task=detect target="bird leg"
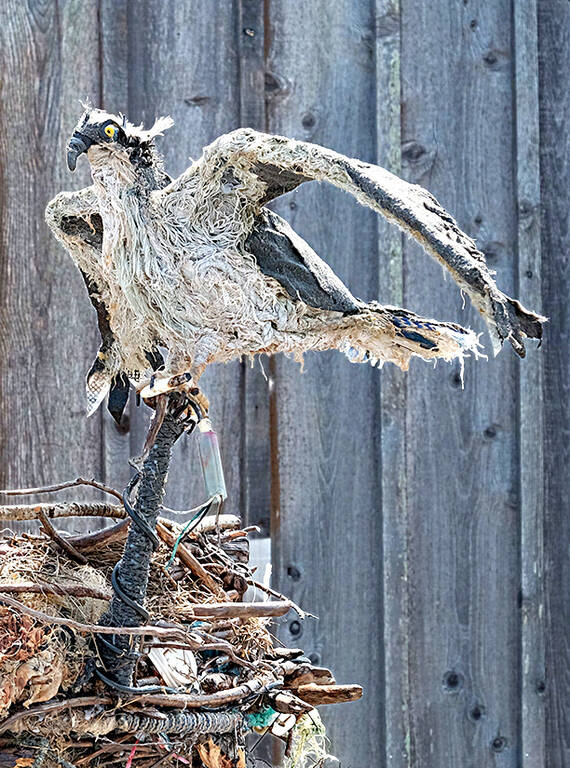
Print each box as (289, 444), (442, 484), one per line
(135, 371), (211, 467)
(138, 371), (210, 416)
(140, 393), (169, 459)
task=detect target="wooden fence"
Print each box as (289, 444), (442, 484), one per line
(0, 1), (567, 765)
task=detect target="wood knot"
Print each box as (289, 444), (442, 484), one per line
(490, 736), (506, 753)
(443, 670), (463, 692)
(469, 704), (485, 722)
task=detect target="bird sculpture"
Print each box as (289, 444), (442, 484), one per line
(46, 107), (545, 424)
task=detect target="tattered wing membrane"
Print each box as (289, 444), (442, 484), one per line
(245, 209), (360, 315)
(210, 129), (545, 356)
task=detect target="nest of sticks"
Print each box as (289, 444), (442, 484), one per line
(0, 479), (361, 768)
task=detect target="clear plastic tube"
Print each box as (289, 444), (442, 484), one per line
(196, 419), (227, 500)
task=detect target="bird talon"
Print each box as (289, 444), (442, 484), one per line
(138, 373), (210, 421)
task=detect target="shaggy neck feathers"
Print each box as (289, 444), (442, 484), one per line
(89, 139), (167, 199)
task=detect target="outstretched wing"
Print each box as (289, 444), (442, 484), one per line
(184, 128), (545, 357)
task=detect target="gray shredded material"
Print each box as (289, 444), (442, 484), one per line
(114, 709), (243, 735)
(96, 409), (184, 686)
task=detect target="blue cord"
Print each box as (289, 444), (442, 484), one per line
(165, 496), (217, 569)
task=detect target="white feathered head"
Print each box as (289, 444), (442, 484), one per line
(66, 105), (174, 171)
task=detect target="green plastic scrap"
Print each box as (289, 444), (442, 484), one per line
(245, 706), (278, 729)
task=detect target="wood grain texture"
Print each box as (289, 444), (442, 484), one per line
(0, 0), (104, 529)
(401, 1), (520, 765)
(99, 0), (132, 495)
(267, 3), (385, 766)
(123, 0), (244, 514)
(375, 2), (411, 766)
(0, 2), (565, 765)
(537, 3), (569, 766)
(514, 3), (546, 766)
(238, 0), (272, 534)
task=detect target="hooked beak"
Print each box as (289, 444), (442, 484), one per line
(66, 133), (91, 171)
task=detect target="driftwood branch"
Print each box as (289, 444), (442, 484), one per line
(294, 683), (363, 706)
(181, 600), (292, 619)
(0, 696), (112, 736)
(0, 477), (122, 502)
(248, 579), (310, 620)
(0, 502), (124, 521)
(38, 510), (88, 564)
(156, 520), (227, 598)
(0, 593), (189, 640)
(68, 519), (130, 550)
(121, 672), (281, 709)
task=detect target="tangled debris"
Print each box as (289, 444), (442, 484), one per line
(0, 484), (360, 768)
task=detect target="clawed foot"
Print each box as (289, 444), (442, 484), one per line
(136, 374), (210, 462)
(138, 372), (210, 418)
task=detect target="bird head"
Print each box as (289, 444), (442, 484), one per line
(66, 106), (173, 173)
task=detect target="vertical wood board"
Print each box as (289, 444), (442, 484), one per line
(267, 3), (385, 766)
(375, 1), (410, 766)
(514, 2), (546, 766)
(0, 0), (104, 531)
(537, 3), (569, 766)
(400, 1), (520, 764)
(238, 0), (272, 533)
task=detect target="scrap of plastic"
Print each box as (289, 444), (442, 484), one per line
(197, 418), (227, 500)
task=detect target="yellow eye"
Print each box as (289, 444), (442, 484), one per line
(104, 125), (116, 138)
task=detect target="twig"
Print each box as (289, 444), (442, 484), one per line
(181, 513), (241, 534)
(0, 583), (110, 600)
(38, 510), (88, 564)
(294, 683), (363, 706)
(0, 477), (123, 502)
(139, 753), (174, 768)
(0, 696), (112, 736)
(156, 521), (226, 598)
(0, 502), (124, 521)
(68, 519), (130, 550)
(223, 527), (260, 540)
(249, 579), (310, 620)
(0, 593), (190, 640)
(121, 672), (281, 709)
(177, 600), (292, 619)
(75, 736), (151, 767)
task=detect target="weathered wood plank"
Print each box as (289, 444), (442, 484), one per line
(375, 2), (410, 766)
(401, 1), (520, 764)
(236, 8), (273, 764)
(537, 3), (569, 766)
(0, 0), (104, 530)
(238, 0), (272, 534)
(124, 0), (244, 514)
(514, 2), (546, 766)
(99, 0), (132, 495)
(267, 3), (384, 766)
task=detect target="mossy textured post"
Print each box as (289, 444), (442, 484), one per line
(97, 405), (185, 686)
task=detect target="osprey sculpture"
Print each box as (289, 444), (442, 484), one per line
(46, 108), (545, 423)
